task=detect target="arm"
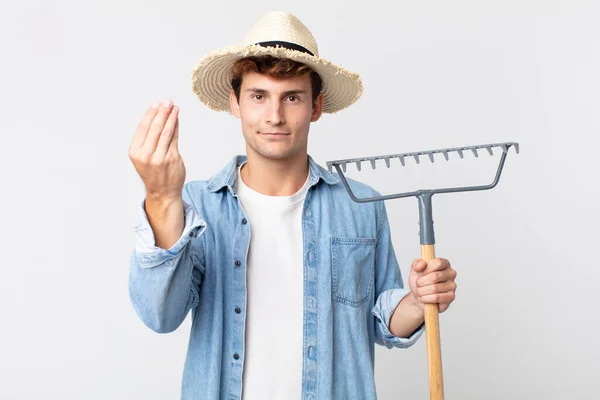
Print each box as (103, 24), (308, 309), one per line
(144, 194), (185, 250)
(128, 183), (207, 333)
(389, 292), (424, 338)
(127, 101), (207, 333)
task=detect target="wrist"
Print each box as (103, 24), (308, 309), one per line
(402, 292), (425, 320)
(389, 292), (425, 338)
(145, 192), (183, 208)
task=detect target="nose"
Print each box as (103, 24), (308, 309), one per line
(266, 100), (285, 125)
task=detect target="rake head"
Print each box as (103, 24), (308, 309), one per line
(326, 141), (520, 245)
(326, 142), (520, 203)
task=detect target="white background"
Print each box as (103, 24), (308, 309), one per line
(1, 0), (598, 399)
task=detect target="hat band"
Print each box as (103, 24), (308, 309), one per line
(255, 41), (315, 56)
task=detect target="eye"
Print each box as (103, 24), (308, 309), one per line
(251, 94), (264, 100)
(286, 95), (299, 102)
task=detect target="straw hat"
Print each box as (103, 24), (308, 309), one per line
(191, 11), (363, 114)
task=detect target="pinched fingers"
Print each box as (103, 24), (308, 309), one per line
(140, 100), (175, 154)
(155, 105), (179, 157)
(169, 117), (180, 154)
(129, 102), (160, 152)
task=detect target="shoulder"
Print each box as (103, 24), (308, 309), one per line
(330, 174), (382, 200)
(319, 174), (387, 224)
(181, 179), (221, 210)
(324, 173), (383, 208)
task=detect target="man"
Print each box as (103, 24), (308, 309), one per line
(128, 11), (457, 400)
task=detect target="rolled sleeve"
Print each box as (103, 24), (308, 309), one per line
(372, 288), (425, 349)
(134, 198), (207, 268)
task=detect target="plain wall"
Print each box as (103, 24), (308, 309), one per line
(1, 0), (598, 399)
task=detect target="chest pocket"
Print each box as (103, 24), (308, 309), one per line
(331, 237), (377, 307)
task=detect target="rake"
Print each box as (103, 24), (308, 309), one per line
(326, 141), (520, 400)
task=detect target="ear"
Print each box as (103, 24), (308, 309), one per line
(311, 93), (324, 122)
(230, 89), (241, 118)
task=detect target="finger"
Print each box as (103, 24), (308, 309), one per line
(422, 258), (450, 274)
(416, 281), (457, 296)
(155, 106), (179, 156)
(411, 258), (427, 273)
(416, 269), (455, 286)
(418, 291), (455, 305)
(130, 102), (160, 151)
(169, 115), (180, 154)
(141, 100), (174, 153)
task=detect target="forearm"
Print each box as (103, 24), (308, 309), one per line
(389, 292), (425, 338)
(144, 194), (184, 250)
(129, 244), (198, 333)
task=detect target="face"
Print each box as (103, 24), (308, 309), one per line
(230, 71), (324, 162)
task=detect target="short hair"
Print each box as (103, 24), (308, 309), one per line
(230, 55), (323, 106)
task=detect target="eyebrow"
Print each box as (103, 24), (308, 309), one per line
(245, 88), (307, 96)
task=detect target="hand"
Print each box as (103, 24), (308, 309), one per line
(128, 100), (185, 200)
(409, 258), (457, 313)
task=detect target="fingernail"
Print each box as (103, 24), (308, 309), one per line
(151, 102), (159, 108)
(163, 99), (172, 107)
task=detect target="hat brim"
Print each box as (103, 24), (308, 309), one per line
(191, 44), (363, 114)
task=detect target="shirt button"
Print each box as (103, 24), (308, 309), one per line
(188, 230), (195, 238)
(242, 218), (247, 225)
(233, 353), (239, 360)
(235, 307), (241, 314)
(234, 260), (241, 267)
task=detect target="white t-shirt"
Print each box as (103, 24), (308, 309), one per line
(236, 162), (310, 400)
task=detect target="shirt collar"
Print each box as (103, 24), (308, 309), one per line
(206, 154), (339, 195)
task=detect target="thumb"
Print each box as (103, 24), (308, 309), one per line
(411, 259), (427, 273)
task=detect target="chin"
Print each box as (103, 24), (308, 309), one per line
(256, 149), (297, 161)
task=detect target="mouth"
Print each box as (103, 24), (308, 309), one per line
(261, 132), (290, 136)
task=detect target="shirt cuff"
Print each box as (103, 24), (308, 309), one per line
(133, 198), (207, 268)
(372, 288), (425, 348)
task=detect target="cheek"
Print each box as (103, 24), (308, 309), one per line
(240, 104), (263, 124)
(293, 115), (311, 132)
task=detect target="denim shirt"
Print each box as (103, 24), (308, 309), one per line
(129, 154), (424, 400)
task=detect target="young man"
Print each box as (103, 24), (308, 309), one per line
(128, 11), (457, 400)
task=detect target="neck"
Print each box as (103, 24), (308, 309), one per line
(241, 151), (310, 196)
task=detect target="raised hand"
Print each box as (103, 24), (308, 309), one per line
(128, 100), (185, 201)
(129, 100), (186, 250)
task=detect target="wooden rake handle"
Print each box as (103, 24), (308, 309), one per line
(421, 244), (444, 400)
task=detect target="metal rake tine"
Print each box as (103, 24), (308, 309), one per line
(485, 146), (493, 156)
(384, 157), (391, 168)
(442, 151), (449, 161)
(413, 154), (420, 164)
(427, 152), (435, 163)
(456, 149), (464, 158)
(341, 162), (347, 173)
(514, 143), (520, 154)
(471, 148), (479, 157)
(370, 159), (377, 169)
(355, 160), (362, 171)
(399, 155), (406, 166)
